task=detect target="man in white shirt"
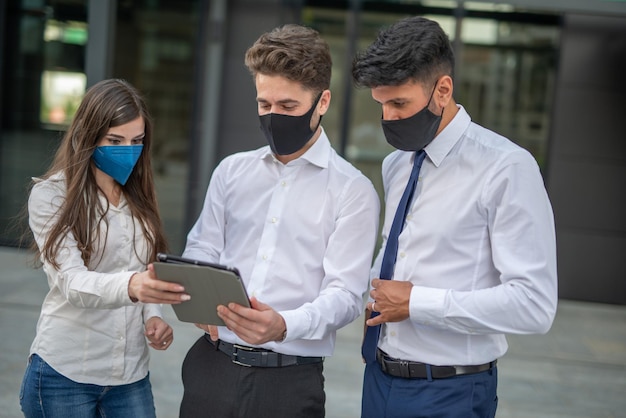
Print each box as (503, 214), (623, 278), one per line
(352, 16), (558, 417)
(179, 24), (380, 418)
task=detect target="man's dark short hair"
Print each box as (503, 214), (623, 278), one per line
(352, 16), (454, 88)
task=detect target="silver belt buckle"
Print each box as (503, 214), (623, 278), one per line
(232, 344), (254, 367)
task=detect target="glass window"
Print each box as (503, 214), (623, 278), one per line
(0, 0), (200, 253)
(113, 0), (201, 253)
(301, 3), (559, 249)
(0, 0), (88, 246)
(455, 17), (559, 170)
(303, 3), (560, 188)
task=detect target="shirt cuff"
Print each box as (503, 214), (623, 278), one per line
(409, 285), (447, 326)
(277, 309), (307, 342)
(123, 271), (140, 304)
(143, 303), (163, 321)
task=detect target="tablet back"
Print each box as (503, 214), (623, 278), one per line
(153, 261), (249, 326)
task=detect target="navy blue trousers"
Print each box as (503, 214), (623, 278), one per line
(361, 361), (498, 418)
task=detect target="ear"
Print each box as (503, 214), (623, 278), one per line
(434, 75), (453, 108)
(318, 89), (331, 116)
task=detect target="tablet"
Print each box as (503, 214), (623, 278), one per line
(153, 253), (250, 326)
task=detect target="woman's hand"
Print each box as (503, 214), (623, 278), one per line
(145, 316), (174, 350)
(128, 264), (190, 304)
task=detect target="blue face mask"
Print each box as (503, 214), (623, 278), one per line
(92, 145), (143, 185)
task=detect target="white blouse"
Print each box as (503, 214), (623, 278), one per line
(28, 173), (161, 385)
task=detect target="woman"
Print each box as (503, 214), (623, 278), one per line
(19, 79), (188, 418)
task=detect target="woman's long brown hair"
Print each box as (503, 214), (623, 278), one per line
(34, 79), (168, 269)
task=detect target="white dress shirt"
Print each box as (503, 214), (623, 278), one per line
(28, 173), (162, 385)
(372, 105), (558, 366)
(184, 129), (380, 357)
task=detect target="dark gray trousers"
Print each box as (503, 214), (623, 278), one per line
(179, 336), (325, 418)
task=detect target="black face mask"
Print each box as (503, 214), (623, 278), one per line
(381, 86), (443, 152)
(259, 93), (323, 155)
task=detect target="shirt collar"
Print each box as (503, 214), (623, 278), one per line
(423, 104), (471, 167)
(260, 127), (330, 169)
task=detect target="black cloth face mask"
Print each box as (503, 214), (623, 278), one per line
(381, 85), (443, 152)
(259, 93), (323, 155)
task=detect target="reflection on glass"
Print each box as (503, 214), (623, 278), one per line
(113, 1), (200, 253)
(304, 6), (559, 173)
(44, 19), (88, 45)
(0, 1), (88, 246)
(40, 70), (86, 128)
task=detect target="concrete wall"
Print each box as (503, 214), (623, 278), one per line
(547, 14), (626, 304)
(216, 0), (301, 159)
(185, 0), (300, 226)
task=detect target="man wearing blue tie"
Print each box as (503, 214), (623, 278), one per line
(352, 16), (558, 418)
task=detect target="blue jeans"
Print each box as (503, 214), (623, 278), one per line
(20, 354), (156, 418)
(362, 360), (498, 418)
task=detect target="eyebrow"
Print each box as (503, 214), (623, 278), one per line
(106, 132), (145, 139)
(374, 97), (410, 105)
(257, 98), (299, 105)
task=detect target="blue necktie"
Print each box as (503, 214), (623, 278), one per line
(362, 150), (427, 364)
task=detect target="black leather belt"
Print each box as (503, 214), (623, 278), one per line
(205, 335), (323, 368)
(377, 349), (496, 379)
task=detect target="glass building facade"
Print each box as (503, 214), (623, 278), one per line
(0, 0), (561, 251)
(1, 0), (201, 250)
(2, 0), (625, 304)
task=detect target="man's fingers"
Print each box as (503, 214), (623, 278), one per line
(218, 305), (258, 336)
(249, 297), (271, 311)
(366, 314), (383, 327)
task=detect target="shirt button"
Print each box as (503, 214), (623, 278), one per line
(406, 215), (412, 221)
(390, 331), (396, 337)
(281, 181), (286, 187)
(399, 252), (406, 258)
(262, 255), (268, 260)
(271, 217), (277, 223)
